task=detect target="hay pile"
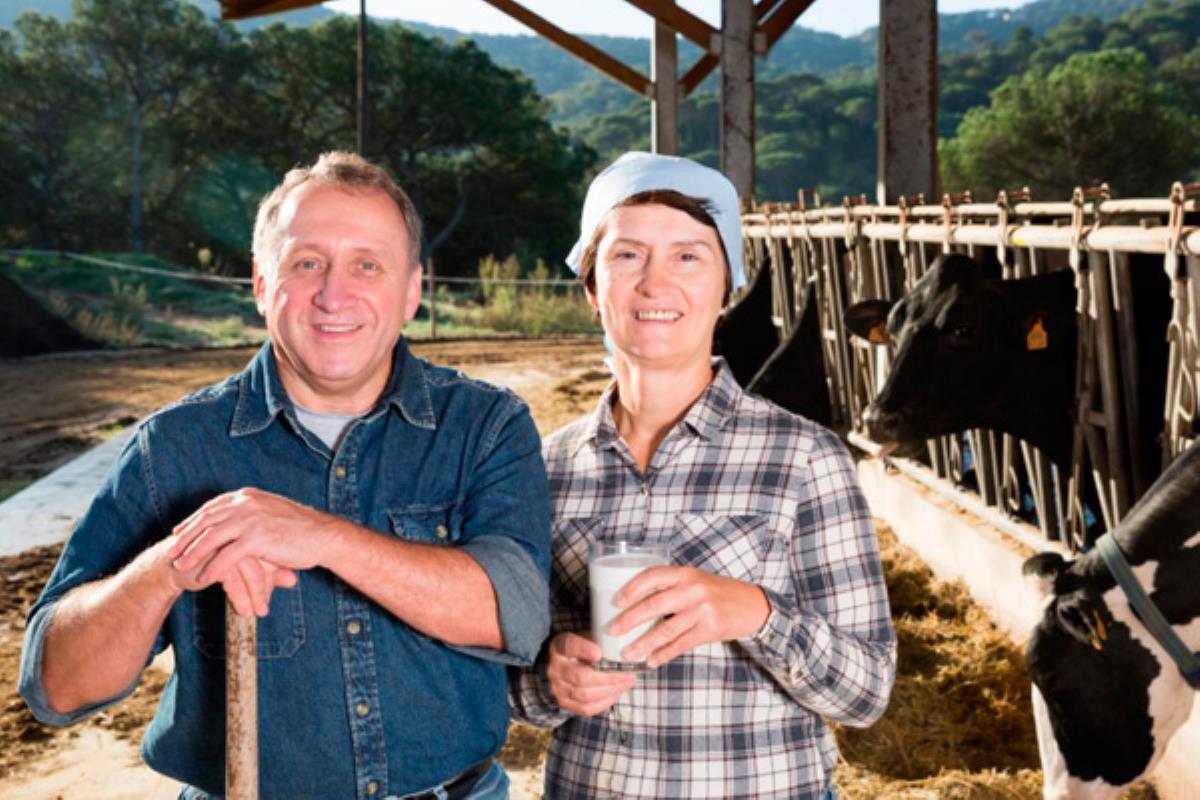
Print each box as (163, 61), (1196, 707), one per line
(834, 525), (1038, 786)
(834, 524), (1157, 799)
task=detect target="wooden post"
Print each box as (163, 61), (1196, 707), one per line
(226, 605), (258, 800)
(427, 258), (437, 340)
(356, 0), (369, 156)
(720, 0), (755, 200)
(651, 5), (679, 155)
(877, 0), (937, 204)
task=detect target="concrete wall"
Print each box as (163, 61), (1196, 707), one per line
(857, 458), (1200, 799)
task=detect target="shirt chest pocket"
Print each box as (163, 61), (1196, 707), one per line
(192, 582), (305, 660)
(550, 516), (604, 604)
(671, 514), (769, 584)
(387, 503), (462, 544)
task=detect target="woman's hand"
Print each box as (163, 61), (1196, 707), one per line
(610, 566), (770, 668)
(546, 632), (638, 716)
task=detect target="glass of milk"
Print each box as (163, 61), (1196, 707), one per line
(588, 540), (671, 671)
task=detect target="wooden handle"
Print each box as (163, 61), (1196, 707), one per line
(226, 603), (258, 800)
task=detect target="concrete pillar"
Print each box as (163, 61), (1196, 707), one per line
(720, 0), (755, 200)
(877, 0), (938, 204)
(651, 9), (679, 155)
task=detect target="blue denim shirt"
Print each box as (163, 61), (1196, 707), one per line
(19, 340), (552, 798)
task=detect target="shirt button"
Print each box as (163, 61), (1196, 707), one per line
(619, 732), (631, 745)
(356, 702), (370, 717)
(366, 781), (379, 796)
(334, 465), (347, 480)
(346, 620), (362, 635)
(640, 483), (648, 496)
(435, 524), (449, 539)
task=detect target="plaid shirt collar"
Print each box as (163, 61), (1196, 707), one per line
(578, 357), (740, 454)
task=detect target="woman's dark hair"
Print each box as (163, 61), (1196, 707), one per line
(579, 189), (732, 306)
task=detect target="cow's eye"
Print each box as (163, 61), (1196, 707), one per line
(950, 323), (971, 342)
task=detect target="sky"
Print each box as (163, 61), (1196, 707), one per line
(324, 0), (1035, 39)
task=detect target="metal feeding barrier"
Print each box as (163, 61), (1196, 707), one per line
(741, 182), (1200, 552)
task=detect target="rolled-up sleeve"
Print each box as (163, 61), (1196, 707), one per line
(18, 427), (168, 726)
(737, 429), (896, 727)
(452, 397), (551, 666)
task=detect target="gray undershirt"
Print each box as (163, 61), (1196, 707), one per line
(293, 404), (363, 451)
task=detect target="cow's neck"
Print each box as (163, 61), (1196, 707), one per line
(1108, 445), (1200, 634)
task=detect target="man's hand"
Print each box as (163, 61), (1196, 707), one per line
(167, 488), (329, 613)
(610, 566), (770, 669)
(545, 632), (637, 717)
(153, 534), (296, 618)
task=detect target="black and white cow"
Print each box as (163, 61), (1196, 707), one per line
(743, 276), (833, 426)
(843, 253), (1079, 466)
(1023, 440), (1200, 797)
(713, 255), (779, 387)
(843, 252), (1169, 479)
(714, 265), (833, 426)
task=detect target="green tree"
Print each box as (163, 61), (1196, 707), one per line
(940, 48), (1189, 198)
(0, 15), (102, 249)
(244, 18), (592, 275)
(69, 0), (244, 253)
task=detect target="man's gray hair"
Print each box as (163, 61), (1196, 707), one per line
(252, 151), (423, 273)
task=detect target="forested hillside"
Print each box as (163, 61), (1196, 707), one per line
(3, 0), (1197, 276)
(0, 2), (592, 276)
(573, 0), (1200, 201)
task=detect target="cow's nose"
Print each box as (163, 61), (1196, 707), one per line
(862, 405), (904, 443)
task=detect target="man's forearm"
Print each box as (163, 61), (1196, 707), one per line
(40, 540), (181, 715)
(322, 519), (503, 649)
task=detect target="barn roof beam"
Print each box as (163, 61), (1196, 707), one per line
(623, 0), (719, 53)
(680, 0), (815, 97)
(477, 0), (654, 97)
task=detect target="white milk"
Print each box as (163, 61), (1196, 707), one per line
(589, 552), (669, 666)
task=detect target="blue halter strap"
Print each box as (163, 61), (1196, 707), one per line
(1095, 533), (1200, 688)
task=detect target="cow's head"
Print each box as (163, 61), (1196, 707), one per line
(844, 254), (1071, 449)
(1022, 552), (1192, 798)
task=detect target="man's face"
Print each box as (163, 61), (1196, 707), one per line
(588, 203), (727, 372)
(254, 183), (422, 413)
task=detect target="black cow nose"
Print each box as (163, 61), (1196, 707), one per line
(863, 405), (904, 443)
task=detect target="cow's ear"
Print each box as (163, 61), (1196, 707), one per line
(844, 299), (894, 344)
(1054, 589), (1111, 652)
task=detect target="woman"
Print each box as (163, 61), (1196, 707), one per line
(511, 152), (896, 799)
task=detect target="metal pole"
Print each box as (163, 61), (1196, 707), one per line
(226, 604), (258, 800)
(357, 0), (369, 156)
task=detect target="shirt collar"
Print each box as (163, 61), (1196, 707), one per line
(576, 358), (741, 454)
(230, 337), (435, 438)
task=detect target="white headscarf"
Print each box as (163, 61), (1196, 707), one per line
(566, 152), (746, 291)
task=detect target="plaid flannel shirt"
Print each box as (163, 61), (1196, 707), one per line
(510, 362), (896, 800)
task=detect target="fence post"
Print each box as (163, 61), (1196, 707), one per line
(428, 257), (437, 340)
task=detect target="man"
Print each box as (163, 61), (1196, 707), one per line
(19, 152), (551, 799)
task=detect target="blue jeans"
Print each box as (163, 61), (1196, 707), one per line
(397, 760), (509, 800)
(179, 760), (509, 800)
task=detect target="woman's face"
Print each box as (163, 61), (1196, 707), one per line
(588, 203), (727, 371)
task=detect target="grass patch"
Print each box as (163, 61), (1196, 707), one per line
(470, 255), (599, 337)
(2, 249), (602, 345)
(0, 480), (33, 503)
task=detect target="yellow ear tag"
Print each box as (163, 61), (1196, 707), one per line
(868, 322), (890, 345)
(1026, 318), (1048, 351)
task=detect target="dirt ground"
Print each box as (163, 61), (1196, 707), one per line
(0, 336), (1144, 799)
